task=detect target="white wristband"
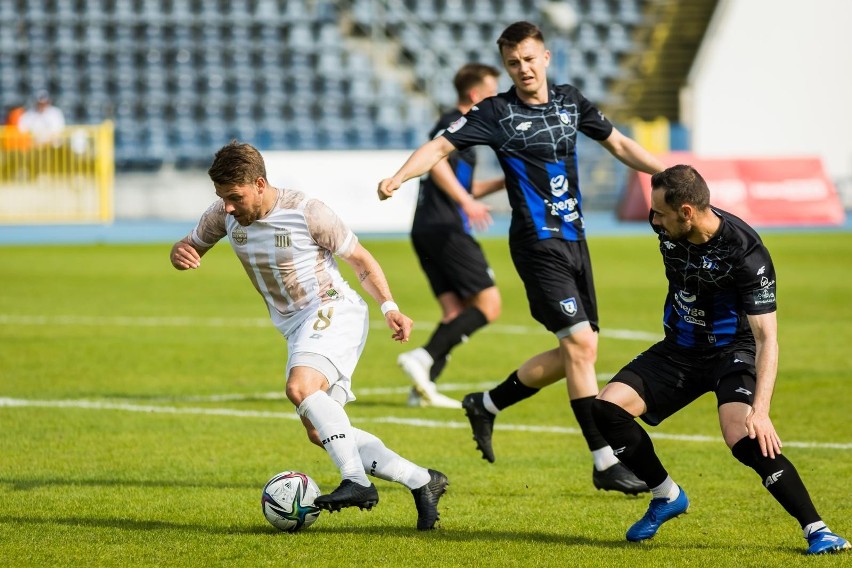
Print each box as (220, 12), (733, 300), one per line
(380, 301), (399, 316)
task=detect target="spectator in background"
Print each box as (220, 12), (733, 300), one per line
(19, 90), (65, 146)
(3, 103), (30, 152)
(397, 63), (505, 409)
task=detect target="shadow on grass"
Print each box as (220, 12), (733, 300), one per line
(0, 476), (256, 491)
(0, 514), (798, 553)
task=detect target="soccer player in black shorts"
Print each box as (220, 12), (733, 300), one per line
(592, 164), (850, 554)
(379, 21), (665, 495)
(398, 63), (505, 409)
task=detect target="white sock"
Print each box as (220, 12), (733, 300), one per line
(352, 428), (430, 489)
(482, 392), (500, 415)
(592, 446), (620, 471)
(297, 391), (370, 486)
(651, 476), (679, 501)
(411, 347), (434, 367)
(803, 521), (828, 539)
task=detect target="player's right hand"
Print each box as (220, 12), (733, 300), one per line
(170, 241), (201, 270)
(377, 178), (400, 201)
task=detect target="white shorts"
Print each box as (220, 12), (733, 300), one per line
(285, 295), (369, 405)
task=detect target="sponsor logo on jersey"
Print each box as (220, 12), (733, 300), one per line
(516, 121), (533, 131)
(447, 116), (467, 133)
(678, 290), (696, 303)
(550, 174), (569, 197)
(753, 286), (776, 305)
(560, 297), (578, 316)
(757, 265), (766, 275)
(231, 226), (248, 245)
(274, 228), (291, 248)
(663, 240), (676, 250)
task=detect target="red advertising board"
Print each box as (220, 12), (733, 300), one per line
(618, 153), (846, 226)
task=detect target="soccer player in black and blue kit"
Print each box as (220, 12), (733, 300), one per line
(592, 165), (850, 554)
(379, 21), (664, 494)
(398, 63), (505, 409)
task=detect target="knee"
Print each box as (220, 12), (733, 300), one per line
(474, 288), (501, 322)
(591, 398), (633, 432)
(563, 334), (598, 365)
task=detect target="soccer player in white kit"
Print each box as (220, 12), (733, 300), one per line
(170, 141), (448, 530)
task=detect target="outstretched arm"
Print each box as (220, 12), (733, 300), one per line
(341, 242), (413, 343)
(598, 127), (665, 175)
(377, 136), (457, 200)
(746, 311), (782, 458)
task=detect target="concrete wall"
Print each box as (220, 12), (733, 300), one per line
(683, 0), (852, 197)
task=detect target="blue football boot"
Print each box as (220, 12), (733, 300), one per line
(626, 486), (690, 542)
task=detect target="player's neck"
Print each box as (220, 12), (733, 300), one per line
(687, 211), (722, 244)
(261, 186), (280, 218)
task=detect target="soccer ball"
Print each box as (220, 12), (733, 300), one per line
(261, 471), (322, 532)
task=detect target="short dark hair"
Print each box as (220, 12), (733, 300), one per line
(497, 21), (545, 54)
(650, 164), (711, 210)
(453, 63), (500, 102)
(208, 140), (267, 187)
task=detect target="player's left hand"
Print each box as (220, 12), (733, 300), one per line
(746, 408), (783, 458)
(384, 310), (412, 342)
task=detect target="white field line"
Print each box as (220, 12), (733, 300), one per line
(0, 314), (661, 342)
(1, 396), (850, 451)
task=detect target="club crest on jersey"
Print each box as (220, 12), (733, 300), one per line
(550, 174), (569, 197)
(274, 229), (291, 248)
(231, 226), (248, 245)
(447, 116), (467, 133)
(559, 110), (570, 124)
(560, 297), (578, 316)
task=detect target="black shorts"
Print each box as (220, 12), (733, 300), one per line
(510, 239), (598, 335)
(411, 229), (495, 299)
(610, 341), (757, 426)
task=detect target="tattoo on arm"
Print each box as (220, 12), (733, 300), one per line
(358, 269), (370, 283)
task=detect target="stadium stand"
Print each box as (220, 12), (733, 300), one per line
(2, 0), (700, 209)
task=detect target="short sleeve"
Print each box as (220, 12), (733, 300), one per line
(576, 89), (613, 141)
(190, 200), (227, 250)
(304, 199), (358, 257)
(441, 98), (501, 151)
(737, 243), (777, 314)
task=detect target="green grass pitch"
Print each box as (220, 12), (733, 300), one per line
(1, 232), (850, 567)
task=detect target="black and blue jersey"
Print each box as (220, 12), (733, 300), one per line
(653, 208), (777, 351)
(442, 83), (613, 247)
(412, 109), (478, 234)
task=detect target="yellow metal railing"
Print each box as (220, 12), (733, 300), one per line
(0, 121), (114, 223)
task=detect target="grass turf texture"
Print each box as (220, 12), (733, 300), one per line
(1, 233), (850, 567)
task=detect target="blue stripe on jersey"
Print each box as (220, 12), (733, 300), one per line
(502, 156), (551, 240)
(710, 290), (739, 346)
(544, 159), (581, 240)
(454, 159), (474, 234)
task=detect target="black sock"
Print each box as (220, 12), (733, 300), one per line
(423, 307), (488, 363)
(731, 436), (821, 527)
(572, 396), (615, 454)
(592, 399), (668, 486)
(429, 355), (448, 381)
(488, 370), (539, 410)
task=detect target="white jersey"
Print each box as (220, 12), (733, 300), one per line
(190, 187), (361, 337)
